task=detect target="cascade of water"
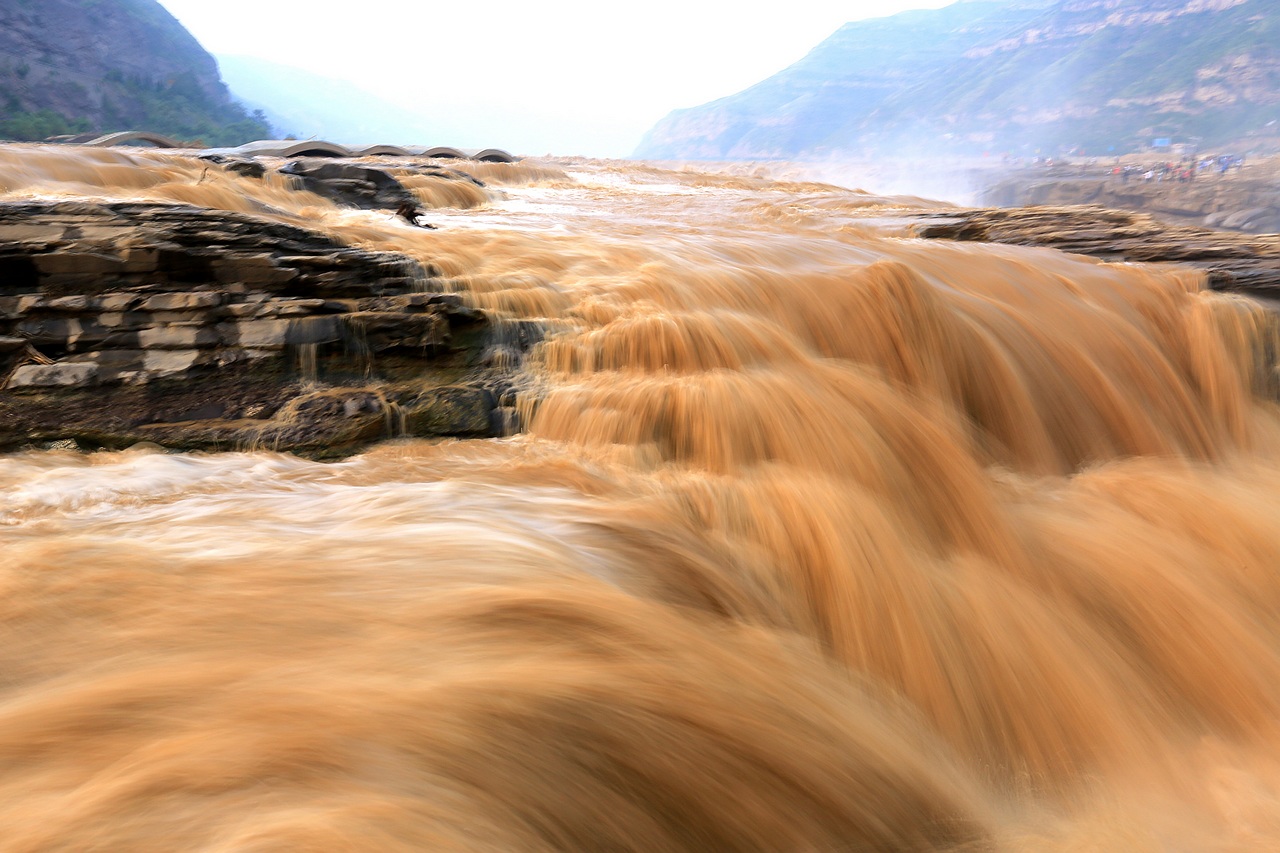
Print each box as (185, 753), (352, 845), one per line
(295, 341), (319, 383)
(2, 146), (1280, 851)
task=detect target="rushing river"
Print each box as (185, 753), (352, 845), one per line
(3, 146), (1280, 850)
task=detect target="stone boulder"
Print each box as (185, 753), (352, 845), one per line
(8, 362), (99, 389)
(404, 385), (497, 437)
(279, 160), (418, 210)
(198, 154), (268, 180)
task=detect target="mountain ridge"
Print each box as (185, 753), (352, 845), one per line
(635, 0), (1279, 160)
(0, 0), (268, 145)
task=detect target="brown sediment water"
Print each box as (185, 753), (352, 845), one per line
(3, 146), (1280, 850)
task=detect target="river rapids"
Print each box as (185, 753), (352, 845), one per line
(2, 146), (1280, 851)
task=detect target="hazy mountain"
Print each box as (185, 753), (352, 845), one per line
(0, 0), (268, 144)
(217, 56), (467, 147)
(635, 0), (1280, 159)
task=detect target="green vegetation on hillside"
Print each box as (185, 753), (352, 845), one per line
(0, 0), (272, 145)
(0, 66), (269, 144)
(0, 108), (89, 141)
(95, 70), (270, 145)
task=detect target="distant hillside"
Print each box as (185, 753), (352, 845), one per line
(217, 56), (467, 146)
(0, 0), (269, 145)
(636, 0), (1280, 160)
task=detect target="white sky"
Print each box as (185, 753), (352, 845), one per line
(156, 0), (958, 157)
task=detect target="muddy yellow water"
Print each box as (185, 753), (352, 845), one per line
(3, 146), (1280, 850)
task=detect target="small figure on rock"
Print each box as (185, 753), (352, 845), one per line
(396, 201), (437, 229)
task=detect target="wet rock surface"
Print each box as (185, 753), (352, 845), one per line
(278, 160), (419, 211)
(913, 205), (1280, 300)
(198, 154), (268, 180)
(0, 200), (531, 456)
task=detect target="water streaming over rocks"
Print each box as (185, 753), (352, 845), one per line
(2, 145), (1280, 850)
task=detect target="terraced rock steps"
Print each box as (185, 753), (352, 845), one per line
(0, 201), (526, 455)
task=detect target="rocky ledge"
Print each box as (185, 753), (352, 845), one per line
(979, 160), (1280, 235)
(0, 200), (529, 456)
(913, 205), (1280, 300)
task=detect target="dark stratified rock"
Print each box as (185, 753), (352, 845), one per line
(403, 386), (498, 437)
(199, 154), (268, 180)
(913, 205), (1280, 300)
(279, 160), (418, 211)
(0, 200), (535, 456)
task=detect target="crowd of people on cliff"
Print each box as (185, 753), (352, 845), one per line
(1110, 154), (1245, 184)
(1006, 152), (1250, 182)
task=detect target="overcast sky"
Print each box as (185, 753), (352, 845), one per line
(157, 0), (958, 157)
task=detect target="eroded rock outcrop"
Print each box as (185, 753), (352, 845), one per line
(196, 155), (491, 214)
(0, 200), (528, 455)
(278, 160), (419, 210)
(913, 204), (1280, 299)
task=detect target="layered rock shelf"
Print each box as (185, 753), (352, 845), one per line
(0, 200), (525, 455)
(913, 205), (1280, 300)
(979, 160), (1280, 235)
